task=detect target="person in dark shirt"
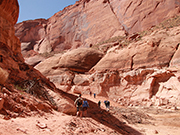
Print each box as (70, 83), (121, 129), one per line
(74, 94), (83, 117)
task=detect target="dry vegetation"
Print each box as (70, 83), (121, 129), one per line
(93, 15), (180, 51)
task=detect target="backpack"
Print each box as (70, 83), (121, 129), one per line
(83, 100), (89, 107)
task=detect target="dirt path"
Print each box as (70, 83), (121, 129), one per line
(0, 92), (180, 135)
(81, 94), (180, 135)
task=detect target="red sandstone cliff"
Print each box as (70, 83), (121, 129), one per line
(1, 1), (180, 134)
(15, 0), (180, 57)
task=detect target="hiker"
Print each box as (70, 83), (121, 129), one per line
(98, 100), (101, 108)
(89, 91), (92, 96)
(82, 98), (89, 117)
(104, 100), (110, 111)
(94, 93), (96, 98)
(74, 94), (83, 117)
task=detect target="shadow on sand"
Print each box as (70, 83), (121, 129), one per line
(58, 89), (142, 135)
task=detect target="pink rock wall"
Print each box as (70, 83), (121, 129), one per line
(15, 0), (180, 55)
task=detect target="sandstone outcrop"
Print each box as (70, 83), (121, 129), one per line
(0, 0), (77, 117)
(35, 53), (63, 76)
(24, 55), (45, 66)
(92, 28), (180, 71)
(54, 48), (104, 73)
(34, 24), (180, 108)
(0, 0), (21, 56)
(110, 0), (180, 34)
(15, 0), (180, 55)
(0, 67), (9, 85)
(0, 0), (56, 116)
(15, 19), (48, 56)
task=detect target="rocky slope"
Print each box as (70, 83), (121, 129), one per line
(0, 0), (78, 119)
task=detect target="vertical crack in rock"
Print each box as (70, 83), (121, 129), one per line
(123, 1), (133, 16)
(131, 54), (136, 70)
(169, 43), (180, 66)
(132, 0), (144, 16)
(147, 1), (160, 16)
(106, 0), (128, 35)
(44, 24), (48, 35)
(149, 77), (156, 98)
(82, 0), (90, 8)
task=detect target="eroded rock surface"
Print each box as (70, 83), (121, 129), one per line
(0, 0), (77, 118)
(15, 0), (180, 55)
(54, 48), (104, 73)
(92, 28), (180, 71)
(13, 0), (180, 113)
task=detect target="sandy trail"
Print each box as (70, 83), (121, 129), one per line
(0, 93), (180, 135)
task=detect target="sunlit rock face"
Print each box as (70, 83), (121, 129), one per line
(110, 0), (180, 34)
(15, 0), (180, 55)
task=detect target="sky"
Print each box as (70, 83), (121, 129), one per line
(17, 0), (76, 23)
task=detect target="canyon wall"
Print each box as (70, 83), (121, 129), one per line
(15, 0), (180, 56)
(35, 26), (180, 108)
(14, 0), (180, 108)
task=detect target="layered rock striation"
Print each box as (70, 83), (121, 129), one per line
(15, 0), (180, 56)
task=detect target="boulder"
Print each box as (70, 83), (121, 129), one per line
(25, 55), (45, 66)
(35, 53), (63, 76)
(55, 48), (104, 73)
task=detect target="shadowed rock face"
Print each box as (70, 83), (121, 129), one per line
(0, 0), (21, 55)
(0, 0), (51, 86)
(0, 0), (19, 24)
(0, 0), (64, 117)
(15, 0), (180, 55)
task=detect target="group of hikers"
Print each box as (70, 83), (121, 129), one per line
(74, 94), (89, 117)
(74, 94), (110, 117)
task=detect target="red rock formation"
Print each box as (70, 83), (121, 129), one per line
(35, 25), (180, 108)
(15, 0), (180, 56)
(55, 48), (104, 73)
(110, 0), (180, 34)
(0, 0), (21, 57)
(14, 0), (180, 110)
(92, 29), (180, 71)
(0, 0), (77, 117)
